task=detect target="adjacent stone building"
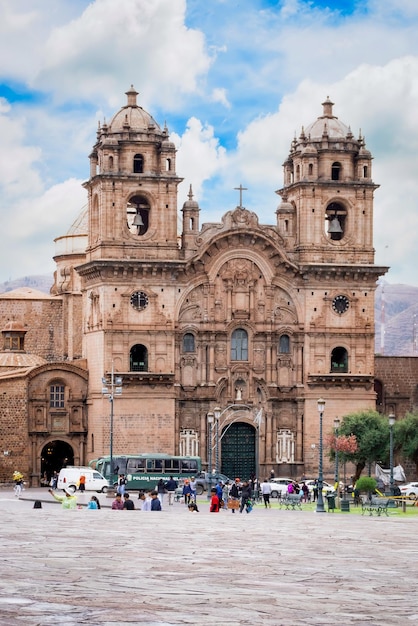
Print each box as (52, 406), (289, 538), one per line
(1, 88), (414, 485)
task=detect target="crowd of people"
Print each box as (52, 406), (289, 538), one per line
(43, 471), (322, 511)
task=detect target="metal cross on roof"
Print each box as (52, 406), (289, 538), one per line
(234, 184), (248, 208)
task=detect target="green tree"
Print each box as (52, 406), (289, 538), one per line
(395, 412), (418, 475)
(336, 410), (390, 482)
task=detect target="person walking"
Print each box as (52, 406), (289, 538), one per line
(51, 471), (58, 490)
(117, 474), (127, 497)
(215, 480), (223, 508)
(209, 488), (220, 512)
(222, 481), (230, 510)
(301, 482), (309, 503)
(182, 480), (193, 506)
(260, 478), (272, 508)
(165, 476), (178, 505)
(190, 476), (197, 502)
(48, 487), (77, 510)
(156, 478), (166, 506)
(78, 473), (86, 493)
(312, 479), (318, 502)
(13, 471), (24, 498)
(229, 478), (240, 513)
(239, 480), (252, 514)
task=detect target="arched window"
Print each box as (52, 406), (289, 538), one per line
(296, 164), (300, 181)
(231, 328), (248, 361)
(279, 334), (290, 354)
(182, 333), (195, 352)
(166, 158), (171, 171)
(325, 202), (347, 241)
(108, 155), (114, 170)
(331, 162), (341, 180)
(50, 383), (65, 408)
(130, 344), (148, 371)
(127, 195), (150, 235)
(363, 165), (368, 178)
(133, 154), (144, 173)
(374, 379), (384, 410)
(330, 347), (348, 373)
(308, 163), (313, 176)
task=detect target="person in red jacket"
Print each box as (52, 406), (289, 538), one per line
(210, 488), (220, 512)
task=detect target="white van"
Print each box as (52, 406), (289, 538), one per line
(57, 466), (109, 493)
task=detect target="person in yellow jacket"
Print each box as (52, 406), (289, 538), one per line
(48, 487), (77, 509)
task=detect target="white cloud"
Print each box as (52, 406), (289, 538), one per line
(211, 88), (230, 108)
(172, 117), (227, 203)
(33, 0), (211, 110)
(227, 55), (418, 284)
(4, 179), (86, 280)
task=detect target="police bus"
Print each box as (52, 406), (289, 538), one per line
(89, 453), (201, 491)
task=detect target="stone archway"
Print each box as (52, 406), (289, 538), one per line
(40, 440), (74, 483)
(221, 422), (256, 481)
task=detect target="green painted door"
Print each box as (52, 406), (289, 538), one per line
(221, 422), (256, 481)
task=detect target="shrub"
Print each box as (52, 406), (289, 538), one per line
(355, 476), (377, 494)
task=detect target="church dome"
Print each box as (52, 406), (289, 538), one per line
(305, 97), (350, 139)
(108, 85), (161, 133)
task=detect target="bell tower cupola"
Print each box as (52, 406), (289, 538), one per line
(277, 98), (378, 266)
(83, 86), (183, 263)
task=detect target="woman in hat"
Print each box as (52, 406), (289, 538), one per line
(48, 487), (77, 509)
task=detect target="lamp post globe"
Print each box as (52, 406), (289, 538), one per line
(316, 398), (326, 513)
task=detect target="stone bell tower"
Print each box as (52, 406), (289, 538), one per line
(84, 85), (182, 261)
(277, 98), (386, 459)
(77, 86), (184, 458)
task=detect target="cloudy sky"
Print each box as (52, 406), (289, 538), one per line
(0, 0), (417, 286)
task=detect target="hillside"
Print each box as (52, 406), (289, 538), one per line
(0, 274), (54, 295)
(375, 283), (418, 356)
(1, 275), (417, 356)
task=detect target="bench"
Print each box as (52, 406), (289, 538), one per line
(361, 497), (393, 517)
(280, 493), (302, 510)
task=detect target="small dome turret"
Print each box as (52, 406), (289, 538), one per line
(108, 85), (161, 133)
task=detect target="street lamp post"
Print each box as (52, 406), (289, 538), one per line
(101, 363), (123, 483)
(316, 398), (326, 513)
(334, 417), (340, 505)
(388, 413), (396, 496)
(213, 406), (221, 476)
(207, 412), (214, 499)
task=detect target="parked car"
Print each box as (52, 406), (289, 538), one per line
(303, 479), (335, 495)
(194, 472), (232, 495)
(267, 478), (293, 498)
(399, 482), (418, 499)
(57, 466), (109, 493)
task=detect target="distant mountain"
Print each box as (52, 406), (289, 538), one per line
(375, 283), (418, 356)
(1, 275), (417, 356)
(0, 274), (54, 295)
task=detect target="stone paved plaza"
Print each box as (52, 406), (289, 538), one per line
(0, 488), (416, 625)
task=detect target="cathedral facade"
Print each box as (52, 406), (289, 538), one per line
(0, 89), (388, 485)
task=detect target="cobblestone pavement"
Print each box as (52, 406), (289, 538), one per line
(0, 488), (416, 625)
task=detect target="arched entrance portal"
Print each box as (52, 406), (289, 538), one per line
(221, 422), (256, 481)
(41, 441), (74, 480)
